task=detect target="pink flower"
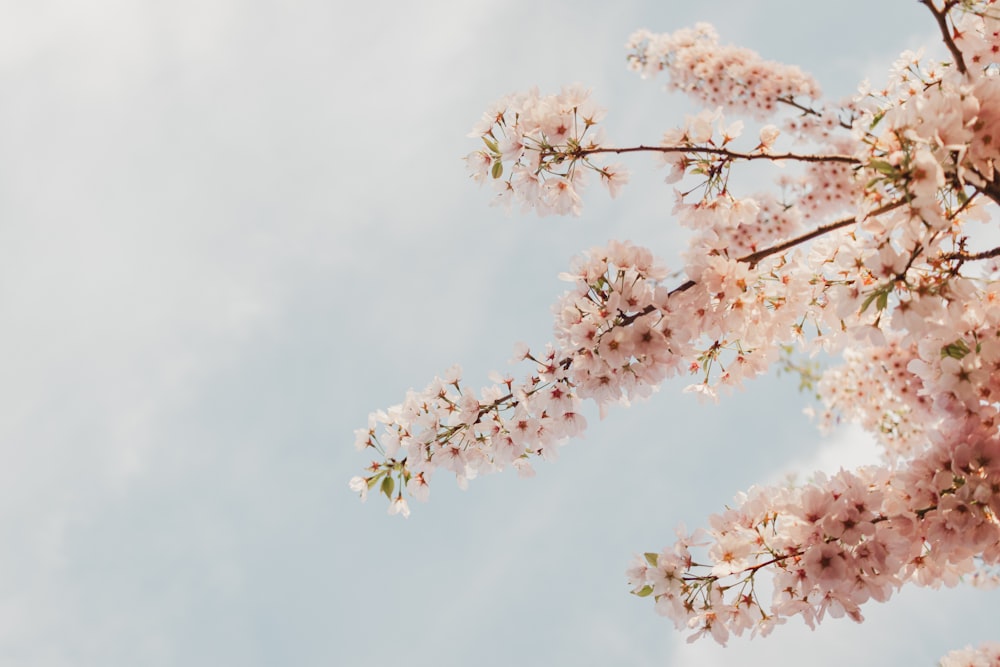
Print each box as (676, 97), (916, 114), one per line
(599, 163), (630, 198)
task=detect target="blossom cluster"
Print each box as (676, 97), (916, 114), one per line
(796, 147), (860, 222)
(352, 234), (813, 511)
(465, 86), (628, 216)
(626, 415), (1000, 645)
(940, 641), (1000, 667)
(350, 350), (586, 517)
(954, 5), (1000, 70)
(620, 5), (1000, 649)
(625, 23), (821, 119)
(551, 240), (679, 410)
(812, 336), (935, 461)
(718, 191), (803, 257)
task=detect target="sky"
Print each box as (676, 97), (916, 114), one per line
(0, 1), (997, 665)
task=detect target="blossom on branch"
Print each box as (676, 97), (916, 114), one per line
(626, 414), (1000, 644)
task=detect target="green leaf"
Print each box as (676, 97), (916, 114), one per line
(868, 159), (898, 176)
(367, 473), (383, 490)
(644, 552), (658, 567)
(381, 475), (395, 500)
(941, 339), (971, 360)
(859, 290), (879, 314)
(482, 136), (499, 153)
(634, 584), (655, 598)
(860, 284), (892, 314)
(491, 160), (503, 180)
(876, 289), (889, 311)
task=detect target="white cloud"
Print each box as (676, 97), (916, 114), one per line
(766, 423), (883, 486)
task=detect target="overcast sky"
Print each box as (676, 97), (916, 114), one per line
(0, 1), (996, 665)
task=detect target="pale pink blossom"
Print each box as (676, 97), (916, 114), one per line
(759, 124), (780, 152)
(348, 476), (368, 502)
(388, 495), (410, 518)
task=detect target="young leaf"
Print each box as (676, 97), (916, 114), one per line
(941, 339), (971, 359)
(860, 290), (879, 314)
(634, 584), (655, 598)
(381, 475), (395, 500)
(876, 288), (889, 311)
(868, 160), (898, 176)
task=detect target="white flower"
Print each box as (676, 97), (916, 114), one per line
(388, 495), (410, 518)
(599, 163), (630, 199)
(758, 124), (780, 152)
(406, 473), (430, 502)
(687, 109), (719, 143)
(348, 476), (368, 502)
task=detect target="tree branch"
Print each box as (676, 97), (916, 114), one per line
(981, 180), (1000, 206)
(576, 144), (858, 165)
(775, 96), (853, 130)
(941, 246), (1000, 262)
(641, 200), (904, 311)
(920, 0), (967, 75)
(974, 174), (1000, 207)
(740, 200), (904, 267)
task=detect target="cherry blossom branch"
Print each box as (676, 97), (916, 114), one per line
(741, 200), (904, 267)
(981, 180), (1000, 206)
(775, 96), (853, 130)
(575, 144), (858, 165)
(630, 420), (1000, 644)
(941, 245), (1000, 262)
(776, 95), (823, 118)
(362, 11), (1000, 663)
(969, 169), (1000, 206)
(625, 24), (822, 121)
(626, 199), (906, 321)
(921, 0), (968, 75)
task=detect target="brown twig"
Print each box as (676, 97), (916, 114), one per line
(974, 174), (1000, 207)
(941, 246), (1000, 262)
(775, 96), (853, 131)
(741, 200), (904, 267)
(920, 0), (967, 75)
(623, 200), (905, 322)
(576, 144), (858, 165)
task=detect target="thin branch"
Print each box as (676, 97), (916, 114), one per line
(920, 0), (967, 75)
(941, 246), (1000, 262)
(776, 96), (823, 118)
(775, 96), (853, 130)
(628, 200), (905, 318)
(668, 279), (696, 297)
(976, 176), (1000, 207)
(982, 181), (1000, 206)
(575, 144), (858, 165)
(959, 166), (1000, 206)
(741, 200), (904, 267)
(378, 200), (909, 474)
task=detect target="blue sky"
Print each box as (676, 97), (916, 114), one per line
(0, 1), (996, 665)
